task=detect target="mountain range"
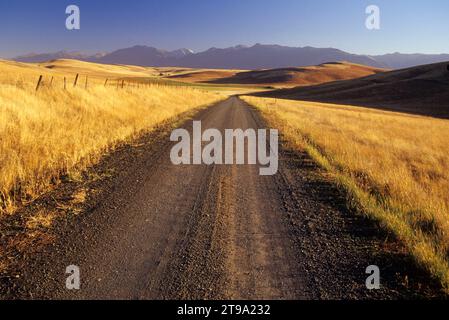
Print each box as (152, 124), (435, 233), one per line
(13, 44), (449, 70)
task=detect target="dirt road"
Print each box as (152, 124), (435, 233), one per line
(1, 97), (438, 299)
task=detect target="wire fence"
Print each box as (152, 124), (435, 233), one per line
(33, 73), (162, 92)
(0, 72), (207, 94)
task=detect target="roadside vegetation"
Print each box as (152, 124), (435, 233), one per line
(0, 60), (223, 214)
(243, 96), (449, 293)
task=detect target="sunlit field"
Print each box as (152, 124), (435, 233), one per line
(0, 58), (161, 88)
(243, 96), (449, 291)
(0, 60), (223, 214)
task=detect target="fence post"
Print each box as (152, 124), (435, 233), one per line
(104, 79), (108, 87)
(85, 76), (88, 89)
(64, 77), (67, 90)
(50, 76), (54, 87)
(73, 74), (79, 87)
(35, 75), (43, 91)
(121, 80), (125, 89)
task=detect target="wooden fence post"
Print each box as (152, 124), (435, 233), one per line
(104, 79), (108, 87)
(64, 77), (67, 90)
(50, 76), (54, 86)
(73, 74), (79, 87)
(121, 80), (125, 89)
(35, 75), (43, 91)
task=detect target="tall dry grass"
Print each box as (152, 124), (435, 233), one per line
(0, 83), (223, 214)
(243, 96), (449, 292)
(0, 59), (158, 88)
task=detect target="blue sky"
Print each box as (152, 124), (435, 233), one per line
(1, 0), (448, 58)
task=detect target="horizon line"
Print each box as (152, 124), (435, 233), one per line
(6, 43), (449, 60)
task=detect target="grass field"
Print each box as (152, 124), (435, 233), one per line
(0, 60), (224, 214)
(0, 59), (261, 95)
(243, 96), (449, 292)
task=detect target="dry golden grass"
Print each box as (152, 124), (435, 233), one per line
(0, 59), (245, 90)
(243, 96), (449, 292)
(0, 58), (171, 90)
(0, 60), (223, 214)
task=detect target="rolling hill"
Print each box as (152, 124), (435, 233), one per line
(255, 61), (449, 118)
(166, 69), (242, 83)
(202, 62), (385, 88)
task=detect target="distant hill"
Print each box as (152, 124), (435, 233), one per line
(166, 69), (241, 83)
(162, 44), (382, 69)
(202, 62), (385, 87)
(94, 45), (194, 66)
(14, 51), (106, 63)
(373, 53), (449, 70)
(13, 44), (449, 70)
(255, 61), (449, 119)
